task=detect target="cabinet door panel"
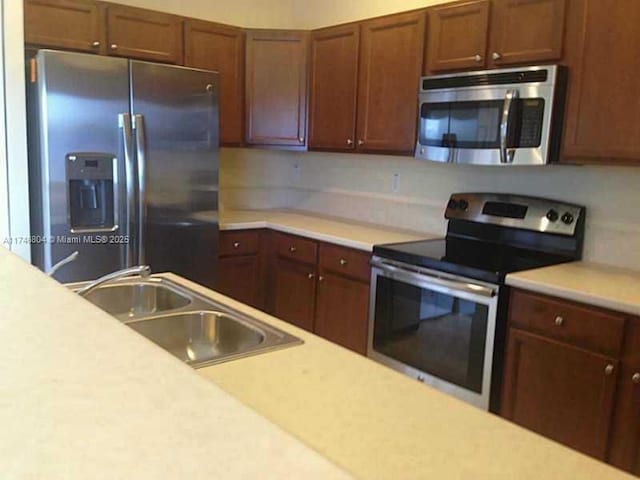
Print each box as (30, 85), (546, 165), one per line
(489, 0), (566, 66)
(315, 271), (369, 354)
(184, 20), (244, 146)
(25, 0), (104, 53)
(217, 255), (260, 309)
(308, 24), (360, 151)
(357, 11), (425, 154)
(245, 30), (308, 147)
(502, 329), (618, 460)
(273, 257), (316, 331)
(106, 5), (183, 64)
(426, 0), (490, 73)
(562, 0), (640, 164)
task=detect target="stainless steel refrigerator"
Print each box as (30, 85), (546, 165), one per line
(28, 50), (219, 287)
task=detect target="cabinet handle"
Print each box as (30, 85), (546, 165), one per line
(318, 276), (324, 282)
(308, 273), (315, 280)
(339, 258), (348, 266)
(605, 364), (615, 376)
(91, 41), (101, 48)
(492, 52), (502, 61)
(632, 373), (640, 384)
(298, 137), (305, 143)
(474, 54), (482, 62)
(233, 242), (240, 248)
(554, 316), (564, 326)
(357, 139), (364, 146)
(346, 139), (353, 145)
(289, 246), (297, 253)
(110, 44), (118, 50)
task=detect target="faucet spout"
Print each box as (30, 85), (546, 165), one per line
(76, 265), (151, 297)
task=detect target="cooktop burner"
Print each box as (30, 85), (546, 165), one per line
(373, 236), (574, 284)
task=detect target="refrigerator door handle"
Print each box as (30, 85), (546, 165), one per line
(118, 113), (135, 267)
(133, 114), (147, 265)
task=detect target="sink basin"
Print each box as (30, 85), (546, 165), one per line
(128, 311), (266, 367)
(68, 276), (302, 367)
(81, 283), (191, 319)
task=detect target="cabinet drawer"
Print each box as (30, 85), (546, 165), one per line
(274, 232), (318, 264)
(319, 243), (370, 282)
(510, 289), (626, 356)
(219, 230), (260, 257)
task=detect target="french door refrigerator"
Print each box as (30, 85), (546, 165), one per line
(28, 50), (219, 287)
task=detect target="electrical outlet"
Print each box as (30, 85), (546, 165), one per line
(391, 173), (400, 193)
(292, 163), (301, 182)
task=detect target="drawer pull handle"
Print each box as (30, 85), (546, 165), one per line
(233, 242), (240, 248)
(554, 316), (564, 326)
(110, 43), (118, 50)
(308, 273), (315, 280)
(633, 373), (640, 384)
(318, 276), (324, 282)
(289, 246), (297, 253)
(605, 364), (615, 376)
(91, 41), (101, 48)
(339, 258), (348, 266)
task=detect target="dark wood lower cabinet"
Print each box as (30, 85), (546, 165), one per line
(272, 257), (317, 332)
(315, 271), (369, 354)
(216, 255), (261, 309)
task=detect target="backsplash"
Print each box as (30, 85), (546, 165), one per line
(221, 148), (640, 270)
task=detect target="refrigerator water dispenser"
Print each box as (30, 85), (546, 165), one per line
(67, 153), (117, 231)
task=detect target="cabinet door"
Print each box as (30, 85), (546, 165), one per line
(608, 362), (640, 474)
(426, 0), (490, 73)
(489, 0), (566, 66)
(245, 30), (308, 147)
(502, 329), (618, 460)
(308, 24), (360, 151)
(217, 255), (261, 309)
(561, 0), (640, 164)
(24, 0), (104, 53)
(356, 11), (425, 154)
(106, 4), (183, 64)
(315, 271), (369, 355)
(184, 20), (245, 146)
(273, 257), (316, 331)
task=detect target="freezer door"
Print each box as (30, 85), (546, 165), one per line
(130, 61), (219, 288)
(29, 50), (131, 282)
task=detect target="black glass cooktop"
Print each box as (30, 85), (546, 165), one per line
(373, 236), (574, 284)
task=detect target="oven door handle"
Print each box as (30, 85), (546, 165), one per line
(500, 89), (518, 164)
(372, 259), (497, 299)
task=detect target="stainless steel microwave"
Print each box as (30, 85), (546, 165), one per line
(415, 65), (567, 166)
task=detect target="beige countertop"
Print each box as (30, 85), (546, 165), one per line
(178, 276), (635, 480)
(0, 248), (351, 480)
(220, 209), (432, 251)
(506, 262), (640, 316)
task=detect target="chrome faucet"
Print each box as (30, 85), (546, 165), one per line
(76, 265), (151, 297)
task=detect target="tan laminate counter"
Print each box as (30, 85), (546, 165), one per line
(506, 262), (640, 316)
(220, 209), (432, 251)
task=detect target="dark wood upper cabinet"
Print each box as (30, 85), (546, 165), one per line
(488, 0), (566, 67)
(561, 0), (640, 165)
(502, 328), (618, 460)
(184, 20), (245, 146)
(426, 0), (490, 73)
(24, 0), (105, 54)
(245, 30), (308, 148)
(357, 11), (426, 154)
(105, 4), (183, 64)
(308, 24), (360, 151)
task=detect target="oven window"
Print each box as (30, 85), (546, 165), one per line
(373, 276), (489, 393)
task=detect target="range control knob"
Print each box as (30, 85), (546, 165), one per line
(561, 212), (575, 225)
(458, 199), (469, 211)
(546, 209), (559, 222)
(447, 199), (460, 210)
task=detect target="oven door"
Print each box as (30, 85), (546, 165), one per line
(368, 258), (499, 410)
(415, 85), (552, 166)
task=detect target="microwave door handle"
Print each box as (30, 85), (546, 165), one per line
(500, 89), (518, 164)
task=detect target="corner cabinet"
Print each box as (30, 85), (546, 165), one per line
(356, 11), (426, 154)
(184, 20), (245, 146)
(24, 0), (105, 54)
(561, 0), (640, 165)
(245, 30), (309, 148)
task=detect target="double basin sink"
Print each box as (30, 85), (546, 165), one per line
(68, 277), (302, 368)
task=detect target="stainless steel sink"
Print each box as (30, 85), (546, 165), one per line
(68, 276), (302, 367)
